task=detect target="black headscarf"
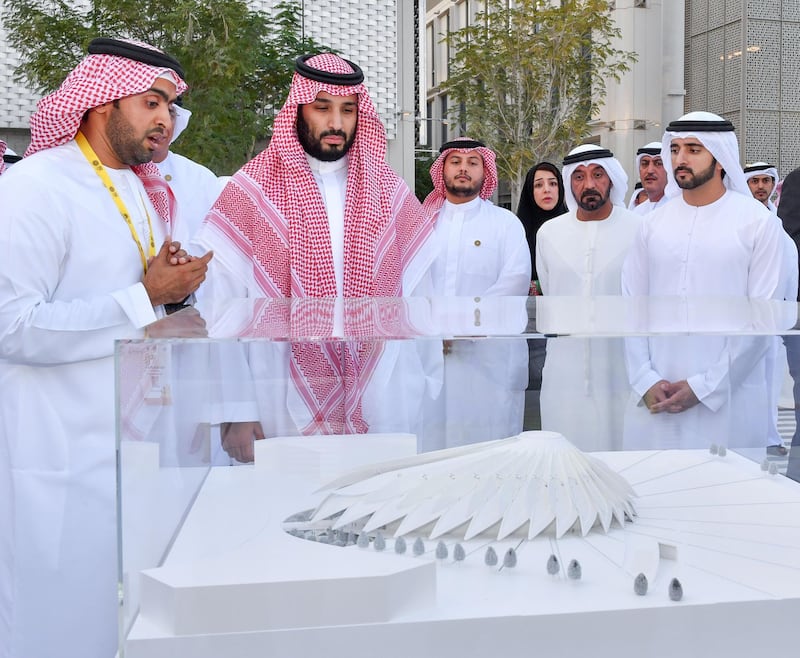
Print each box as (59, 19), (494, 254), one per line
(516, 162), (568, 280)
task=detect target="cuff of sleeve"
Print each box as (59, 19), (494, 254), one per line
(209, 401), (260, 425)
(632, 370), (661, 399)
(111, 283), (157, 329)
(687, 374), (722, 411)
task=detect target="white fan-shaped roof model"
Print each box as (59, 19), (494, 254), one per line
(311, 431), (637, 541)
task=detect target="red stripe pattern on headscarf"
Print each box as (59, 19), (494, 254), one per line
(25, 40), (188, 226)
(237, 296), (420, 435)
(421, 137), (498, 219)
(0, 140), (6, 176)
(204, 53), (432, 435)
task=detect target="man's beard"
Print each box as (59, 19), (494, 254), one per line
(674, 158), (717, 190)
(107, 106), (158, 166)
(576, 187), (610, 211)
(444, 175), (482, 199)
(296, 111), (356, 162)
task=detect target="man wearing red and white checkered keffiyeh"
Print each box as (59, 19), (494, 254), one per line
(418, 138), (530, 451)
(193, 53), (438, 452)
(0, 37), (213, 658)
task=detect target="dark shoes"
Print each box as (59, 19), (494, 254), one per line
(767, 444), (789, 457)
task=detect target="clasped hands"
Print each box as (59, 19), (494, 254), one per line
(143, 237), (213, 307)
(642, 379), (700, 414)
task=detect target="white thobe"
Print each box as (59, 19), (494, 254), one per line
(133, 151), (227, 468)
(0, 141), (166, 658)
(192, 156), (440, 440)
(429, 197), (531, 296)
(423, 197), (531, 451)
(156, 150), (224, 242)
(633, 194), (669, 215)
(621, 191), (783, 450)
(535, 206), (640, 452)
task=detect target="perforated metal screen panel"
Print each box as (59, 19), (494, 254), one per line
(780, 113), (800, 173)
(746, 20), (780, 109)
(708, 27), (725, 113)
(689, 33), (709, 109)
(724, 21), (742, 113)
(745, 110), (780, 164)
(684, 0), (800, 176)
(709, 0), (726, 29)
(690, 0), (709, 36)
(747, 0), (781, 20)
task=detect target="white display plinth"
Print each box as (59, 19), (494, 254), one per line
(121, 437), (800, 658)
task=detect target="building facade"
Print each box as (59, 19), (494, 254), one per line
(684, 0), (800, 174)
(422, 0), (685, 192)
(423, 0), (800, 193)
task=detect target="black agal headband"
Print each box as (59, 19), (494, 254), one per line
(743, 163), (776, 174)
(636, 146), (661, 156)
(562, 148), (614, 166)
(88, 37), (184, 80)
(295, 54), (364, 85)
(440, 139), (486, 153)
(665, 118), (735, 132)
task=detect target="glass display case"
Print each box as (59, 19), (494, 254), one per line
(116, 296), (800, 657)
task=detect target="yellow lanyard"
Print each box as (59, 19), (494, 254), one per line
(75, 131), (156, 273)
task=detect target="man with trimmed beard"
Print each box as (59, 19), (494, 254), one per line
(423, 138), (530, 297)
(622, 111), (783, 451)
(745, 161), (780, 212)
(0, 37), (211, 658)
(632, 141), (668, 214)
(193, 53), (437, 459)
(535, 144), (639, 451)
(419, 138), (530, 449)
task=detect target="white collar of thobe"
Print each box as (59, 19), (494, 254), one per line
(306, 153), (349, 175)
(155, 151), (175, 178)
(679, 188), (731, 209)
(575, 205), (615, 225)
(441, 195), (482, 219)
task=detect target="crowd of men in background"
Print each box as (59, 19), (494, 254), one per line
(1, 37), (800, 658)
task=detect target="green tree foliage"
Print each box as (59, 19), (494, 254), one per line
(2, 0), (330, 174)
(414, 151), (436, 202)
(440, 0), (635, 208)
